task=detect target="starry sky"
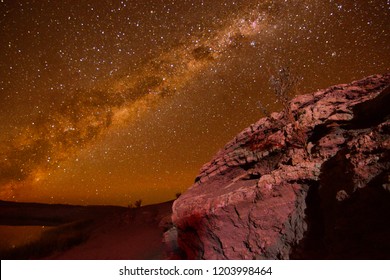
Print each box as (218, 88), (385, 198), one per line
(0, 0), (389, 206)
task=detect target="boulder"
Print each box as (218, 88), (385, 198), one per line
(172, 74), (390, 259)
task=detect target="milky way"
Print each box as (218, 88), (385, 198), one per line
(0, 0), (389, 205)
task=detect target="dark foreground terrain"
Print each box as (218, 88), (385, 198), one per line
(0, 200), (173, 259)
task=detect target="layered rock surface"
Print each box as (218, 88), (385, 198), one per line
(172, 74), (390, 259)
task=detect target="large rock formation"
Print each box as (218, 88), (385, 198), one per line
(172, 74), (390, 259)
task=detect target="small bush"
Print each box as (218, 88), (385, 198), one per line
(269, 66), (299, 107)
(134, 199), (142, 208)
(257, 66), (299, 117)
(256, 66), (307, 148)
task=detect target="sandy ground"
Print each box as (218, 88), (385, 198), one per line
(0, 200), (173, 260)
(48, 203), (172, 260)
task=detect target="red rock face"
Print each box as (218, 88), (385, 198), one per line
(172, 74), (390, 259)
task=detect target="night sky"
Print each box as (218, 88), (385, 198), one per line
(0, 0), (389, 206)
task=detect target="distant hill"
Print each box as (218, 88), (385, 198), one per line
(0, 200), (126, 226)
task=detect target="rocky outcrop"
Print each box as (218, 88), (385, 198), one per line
(172, 74), (390, 259)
